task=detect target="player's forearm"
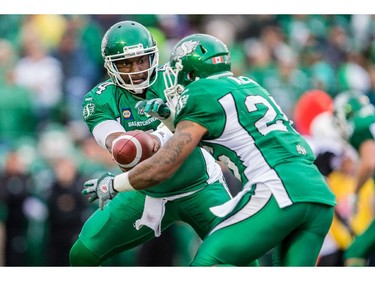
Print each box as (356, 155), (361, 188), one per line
(113, 163), (166, 192)
(113, 147), (178, 192)
(113, 128), (197, 192)
(355, 140), (375, 194)
(354, 162), (374, 194)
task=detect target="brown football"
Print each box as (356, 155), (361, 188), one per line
(111, 131), (155, 170)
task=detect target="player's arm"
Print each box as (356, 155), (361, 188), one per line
(93, 121), (162, 174)
(354, 139), (375, 194)
(92, 120), (126, 152)
(115, 120), (207, 191)
(105, 132), (126, 152)
(82, 120), (207, 209)
(83, 120), (164, 209)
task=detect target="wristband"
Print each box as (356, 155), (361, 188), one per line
(151, 123), (173, 146)
(113, 172), (136, 192)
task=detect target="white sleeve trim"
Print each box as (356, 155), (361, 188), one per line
(92, 120), (126, 149)
(200, 148), (225, 184)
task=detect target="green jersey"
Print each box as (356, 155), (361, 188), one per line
(349, 114), (375, 183)
(74, 71), (233, 266)
(82, 69), (224, 197)
(82, 79), (163, 133)
(343, 112), (375, 264)
(175, 75), (336, 208)
(348, 114), (375, 152)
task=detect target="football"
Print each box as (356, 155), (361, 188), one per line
(111, 131), (155, 170)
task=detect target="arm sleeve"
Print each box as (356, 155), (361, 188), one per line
(92, 120), (126, 149)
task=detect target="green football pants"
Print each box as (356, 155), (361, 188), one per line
(344, 219), (375, 263)
(191, 195), (334, 266)
(70, 181), (232, 266)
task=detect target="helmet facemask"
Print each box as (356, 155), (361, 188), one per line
(163, 59), (187, 111)
(332, 90), (375, 139)
(332, 109), (352, 140)
(104, 44), (159, 94)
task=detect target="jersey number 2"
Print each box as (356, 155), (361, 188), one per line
(245, 95), (288, 136)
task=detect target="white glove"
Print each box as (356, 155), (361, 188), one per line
(135, 98), (171, 120)
(82, 172), (118, 210)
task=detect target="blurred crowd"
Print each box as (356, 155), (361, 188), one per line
(0, 14), (375, 266)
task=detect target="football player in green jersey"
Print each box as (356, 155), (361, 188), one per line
(84, 33), (336, 266)
(70, 22), (236, 266)
(333, 90), (375, 266)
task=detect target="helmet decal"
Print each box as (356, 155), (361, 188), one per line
(212, 56), (224, 64)
(172, 40), (199, 61)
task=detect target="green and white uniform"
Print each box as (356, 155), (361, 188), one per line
(174, 74), (336, 266)
(70, 70), (232, 265)
(348, 115), (375, 152)
(344, 113), (375, 263)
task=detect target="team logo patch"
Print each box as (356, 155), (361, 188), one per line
(296, 144), (306, 155)
(83, 103), (95, 120)
(176, 94), (189, 115)
(122, 108), (133, 120)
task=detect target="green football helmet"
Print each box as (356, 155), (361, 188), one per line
(333, 90), (375, 139)
(163, 33), (232, 109)
(101, 21), (159, 94)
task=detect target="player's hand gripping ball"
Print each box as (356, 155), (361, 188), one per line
(111, 131), (155, 171)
